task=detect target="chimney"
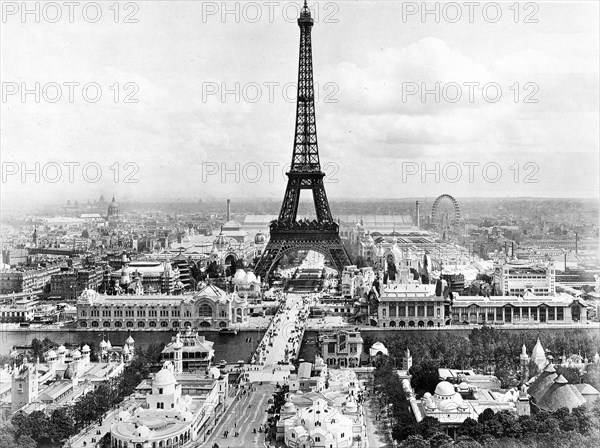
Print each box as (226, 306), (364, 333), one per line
(415, 201), (420, 230)
(226, 199), (231, 222)
(511, 242), (514, 259)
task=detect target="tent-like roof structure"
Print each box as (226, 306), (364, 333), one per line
(527, 364), (557, 401)
(536, 375), (586, 411)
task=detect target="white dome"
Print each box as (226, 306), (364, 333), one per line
(283, 402), (297, 412)
(46, 350), (57, 359)
(234, 269), (246, 281)
(82, 344), (90, 352)
(435, 381), (456, 397)
(181, 411), (193, 421)
(254, 231), (266, 244)
(423, 392), (432, 399)
(99, 340), (108, 348)
(209, 367), (221, 379)
(126, 335), (135, 345)
(154, 368), (177, 387)
(245, 272), (258, 283)
(136, 425), (150, 438)
(214, 234), (228, 250)
(57, 345), (66, 353)
(71, 350), (82, 359)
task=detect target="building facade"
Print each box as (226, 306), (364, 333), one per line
(320, 330), (363, 368)
(374, 283), (445, 328)
(494, 262), (556, 296)
(0, 298), (36, 323)
(76, 284), (249, 330)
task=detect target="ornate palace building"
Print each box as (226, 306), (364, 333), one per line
(110, 361), (228, 448)
(365, 283), (591, 328)
(76, 284), (249, 330)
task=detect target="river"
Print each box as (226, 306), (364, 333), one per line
(0, 329), (266, 363)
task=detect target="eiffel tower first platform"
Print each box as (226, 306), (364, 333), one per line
(254, 1), (351, 281)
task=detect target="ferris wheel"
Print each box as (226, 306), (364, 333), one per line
(430, 194), (462, 240)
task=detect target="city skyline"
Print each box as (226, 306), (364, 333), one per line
(1, 1), (599, 209)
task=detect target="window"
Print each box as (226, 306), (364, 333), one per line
(557, 308), (564, 320)
(137, 310), (146, 317)
(328, 343), (336, 354)
(315, 437), (321, 442)
(103, 310), (111, 317)
(417, 306), (424, 317)
(399, 307), (406, 317)
(198, 304), (212, 317)
(408, 306), (415, 317)
(427, 306), (434, 317)
(548, 308), (555, 320)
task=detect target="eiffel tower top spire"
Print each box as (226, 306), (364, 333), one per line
(253, 1), (352, 280)
(275, 0), (334, 223)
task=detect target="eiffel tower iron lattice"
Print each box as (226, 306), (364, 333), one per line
(254, 1), (351, 280)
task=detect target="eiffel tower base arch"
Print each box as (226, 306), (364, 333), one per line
(254, 224), (351, 281)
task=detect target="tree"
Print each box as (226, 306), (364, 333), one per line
(556, 366), (582, 384)
(417, 416), (442, 439)
(428, 432), (452, 448)
(458, 417), (483, 440)
(582, 364), (600, 390)
(571, 405), (594, 434)
(49, 407), (75, 442)
(399, 435), (429, 448)
(454, 436), (482, 448)
(410, 361), (440, 397)
(478, 408), (496, 424)
(27, 411), (50, 444)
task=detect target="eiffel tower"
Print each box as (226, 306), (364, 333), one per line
(254, 1), (351, 280)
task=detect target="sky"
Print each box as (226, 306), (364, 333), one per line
(1, 0), (599, 209)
